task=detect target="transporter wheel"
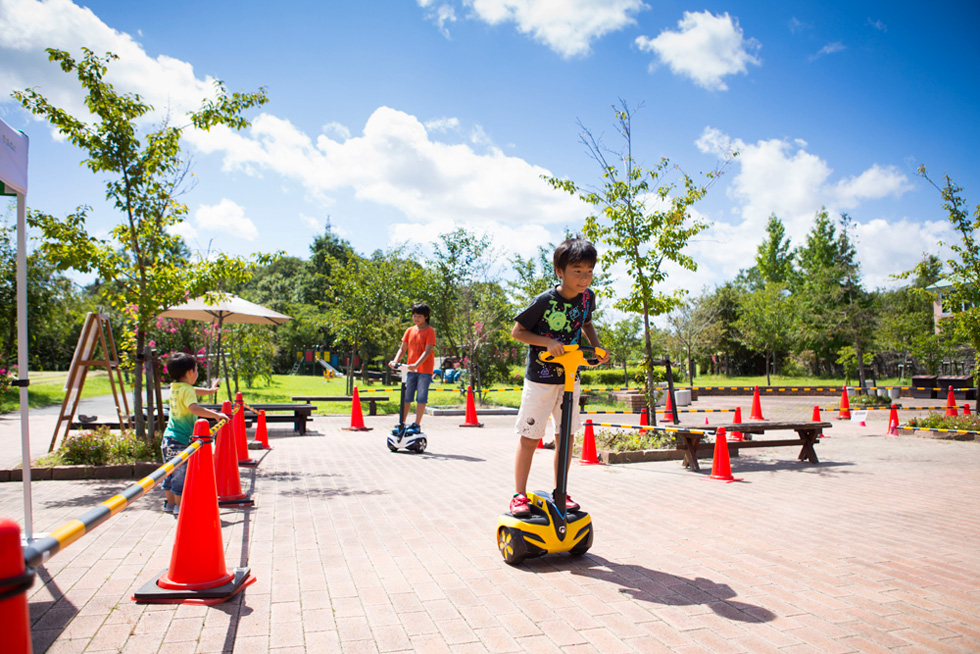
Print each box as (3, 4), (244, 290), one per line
(387, 441), (398, 452)
(497, 526), (527, 565)
(569, 523), (594, 556)
(410, 437), (427, 454)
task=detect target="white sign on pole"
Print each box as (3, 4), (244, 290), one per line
(0, 117), (29, 196)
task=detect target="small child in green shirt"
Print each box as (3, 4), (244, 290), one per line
(161, 353), (227, 515)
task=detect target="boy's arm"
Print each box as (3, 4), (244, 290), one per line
(389, 343), (406, 369)
(188, 403), (229, 423)
(194, 378), (222, 397)
(582, 321), (611, 364)
(512, 322), (565, 358)
(408, 344), (434, 372)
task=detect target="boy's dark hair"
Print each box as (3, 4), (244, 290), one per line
(166, 353), (198, 382)
(553, 236), (597, 272)
(411, 302), (431, 324)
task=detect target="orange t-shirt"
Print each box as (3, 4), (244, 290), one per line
(402, 325), (437, 374)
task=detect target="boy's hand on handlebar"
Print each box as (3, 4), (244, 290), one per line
(596, 348), (610, 365)
(545, 339), (566, 358)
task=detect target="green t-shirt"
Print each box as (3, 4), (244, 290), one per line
(163, 382), (198, 445)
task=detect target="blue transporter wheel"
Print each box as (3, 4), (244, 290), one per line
(497, 526), (528, 565)
(408, 437), (427, 453)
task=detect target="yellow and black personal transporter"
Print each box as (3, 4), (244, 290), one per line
(496, 344), (607, 565)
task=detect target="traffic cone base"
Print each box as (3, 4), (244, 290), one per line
(708, 427), (742, 483)
(343, 387), (373, 431)
(578, 420), (603, 466)
(460, 386), (484, 428)
(133, 420), (256, 605)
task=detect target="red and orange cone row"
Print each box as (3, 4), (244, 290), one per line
(836, 387), (851, 420)
(215, 402), (253, 507)
(234, 393), (257, 467)
(343, 387), (372, 431)
(133, 419), (256, 605)
(460, 386), (483, 428)
(887, 404), (900, 436)
(0, 517), (32, 654)
(578, 420), (603, 465)
(708, 427), (742, 483)
(750, 386), (765, 420)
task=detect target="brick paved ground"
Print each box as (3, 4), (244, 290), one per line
(1, 394), (979, 652)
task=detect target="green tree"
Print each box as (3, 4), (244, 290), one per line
(735, 283), (795, 386)
(547, 102), (731, 412)
(15, 48), (271, 440)
(507, 245), (557, 308)
(739, 213), (795, 289)
(667, 289), (721, 383)
(600, 316), (643, 385)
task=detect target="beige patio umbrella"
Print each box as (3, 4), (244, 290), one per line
(158, 294), (292, 400)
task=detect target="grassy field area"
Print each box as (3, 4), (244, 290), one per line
(1, 370), (120, 412)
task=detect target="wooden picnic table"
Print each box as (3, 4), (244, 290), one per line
(674, 420), (831, 472)
(201, 403), (315, 435)
(291, 396), (391, 416)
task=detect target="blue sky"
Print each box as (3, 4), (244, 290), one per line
(2, 0), (978, 300)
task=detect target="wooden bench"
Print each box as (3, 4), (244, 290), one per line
(292, 396), (391, 417)
(202, 403), (315, 435)
(674, 420), (831, 472)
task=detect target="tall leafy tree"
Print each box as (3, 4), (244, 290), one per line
(547, 101), (732, 412)
(668, 289), (721, 383)
(735, 283), (795, 386)
(600, 316), (643, 385)
(739, 213), (795, 289)
(15, 48), (270, 440)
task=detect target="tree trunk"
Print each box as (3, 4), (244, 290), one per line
(855, 332), (867, 395)
(765, 352), (771, 386)
(133, 330), (146, 443)
(641, 310), (657, 427)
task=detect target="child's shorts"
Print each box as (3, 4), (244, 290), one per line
(405, 372), (432, 404)
(160, 437), (188, 496)
(514, 378), (582, 441)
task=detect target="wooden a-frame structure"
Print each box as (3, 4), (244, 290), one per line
(49, 312), (131, 451)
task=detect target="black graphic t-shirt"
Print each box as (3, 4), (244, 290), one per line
(515, 287), (595, 384)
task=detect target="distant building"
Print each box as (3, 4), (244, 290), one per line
(925, 277), (974, 333)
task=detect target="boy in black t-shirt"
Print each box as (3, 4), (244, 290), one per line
(509, 237), (609, 517)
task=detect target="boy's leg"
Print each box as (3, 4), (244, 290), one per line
(403, 373), (419, 424)
(413, 373), (432, 425)
(513, 380), (560, 495)
(514, 436), (539, 494)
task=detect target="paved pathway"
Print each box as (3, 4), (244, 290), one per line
(1, 395), (978, 652)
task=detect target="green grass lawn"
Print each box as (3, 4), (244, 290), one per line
(1, 370), (121, 412)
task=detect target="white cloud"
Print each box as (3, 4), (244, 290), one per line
(635, 11), (761, 91)
(692, 126), (928, 291)
(809, 41), (845, 62)
(421, 0), (647, 58)
(0, 0), (216, 128)
(193, 199), (258, 240)
(189, 106), (589, 230)
(299, 213), (325, 232)
(424, 117), (461, 133)
(322, 121), (351, 141)
(868, 18), (887, 32)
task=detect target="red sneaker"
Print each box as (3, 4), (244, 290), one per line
(565, 495), (580, 511)
(509, 493), (531, 517)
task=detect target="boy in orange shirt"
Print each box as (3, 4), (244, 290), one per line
(389, 303), (437, 432)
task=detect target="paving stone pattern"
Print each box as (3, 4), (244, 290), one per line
(1, 395), (978, 652)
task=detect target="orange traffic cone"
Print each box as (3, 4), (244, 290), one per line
(812, 405), (825, 438)
(255, 410), (272, 449)
(664, 389), (677, 424)
(704, 415), (710, 426)
(945, 387), (958, 417)
(640, 407), (648, 426)
(963, 403), (972, 416)
(578, 420), (603, 466)
(729, 406), (744, 442)
(0, 518), (31, 654)
(837, 387), (851, 420)
(708, 427), (741, 483)
(343, 387), (372, 431)
(537, 438), (544, 449)
(750, 386), (765, 420)
(234, 393), (257, 467)
(214, 404), (253, 507)
(887, 405), (899, 436)
(133, 420), (256, 605)
(460, 386), (484, 428)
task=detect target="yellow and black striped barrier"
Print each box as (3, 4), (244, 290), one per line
(21, 417), (228, 569)
(899, 425), (980, 435)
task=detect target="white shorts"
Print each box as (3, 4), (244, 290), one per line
(515, 379), (581, 440)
